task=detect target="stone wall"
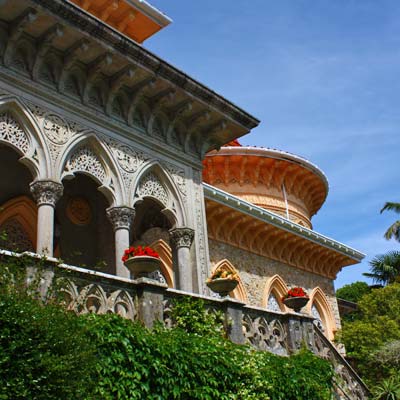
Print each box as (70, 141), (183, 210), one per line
(208, 239), (342, 332)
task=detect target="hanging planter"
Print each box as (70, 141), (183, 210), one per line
(122, 246), (161, 278)
(206, 270), (239, 297)
(282, 287), (309, 312)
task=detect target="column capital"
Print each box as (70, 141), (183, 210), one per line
(169, 227), (195, 249)
(106, 206), (135, 231)
(30, 180), (63, 207)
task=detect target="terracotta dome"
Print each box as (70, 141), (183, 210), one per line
(203, 146), (329, 229)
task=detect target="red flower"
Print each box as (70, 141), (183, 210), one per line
(121, 246), (160, 261)
(283, 287), (307, 299)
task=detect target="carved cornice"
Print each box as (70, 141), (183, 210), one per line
(30, 180), (63, 207)
(169, 227), (195, 249)
(106, 206), (136, 231)
(0, 0), (259, 158)
(204, 183), (364, 279)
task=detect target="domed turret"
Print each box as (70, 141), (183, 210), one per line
(203, 144), (328, 229)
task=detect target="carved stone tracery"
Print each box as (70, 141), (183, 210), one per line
(136, 172), (168, 206)
(42, 112), (71, 145)
(65, 146), (106, 182)
(0, 112), (29, 153)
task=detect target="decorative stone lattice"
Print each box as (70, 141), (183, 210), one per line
(267, 293), (281, 312)
(136, 172), (168, 206)
(60, 279), (137, 321)
(242, 313), (288, 356)
(65, 146), (106, 182)
(0, 112), (29, 153)
(42, 113), (71, 145)
(0, 219), (34, 252)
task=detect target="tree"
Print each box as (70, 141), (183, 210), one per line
(363, 251), (400, 286)
(337, 283), (400, 386)
(381, 202), (400, 242)
(336, 281), (371, 303)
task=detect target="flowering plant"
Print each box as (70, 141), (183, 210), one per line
(206, 269), (239, 283)
(282, 287), (308, 301)
(121, 246), (159, 262)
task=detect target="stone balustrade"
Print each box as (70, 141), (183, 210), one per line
(0, 250), (369, 400)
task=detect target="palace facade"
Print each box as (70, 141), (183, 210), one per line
(0, 0), (363, 342)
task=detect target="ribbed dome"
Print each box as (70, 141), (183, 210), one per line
(203, 146), (329, 229)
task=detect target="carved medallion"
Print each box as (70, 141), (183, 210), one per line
(42, 113), (71, 145)
(66, 197), (92, 226)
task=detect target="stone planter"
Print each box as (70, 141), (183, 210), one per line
(207, 278), (238, 297)
(124, 256), (161, 278)
(283, 296), (309, 312)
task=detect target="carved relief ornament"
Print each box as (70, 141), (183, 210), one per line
(169, 227), (195, 249)
(30, 180), (63, 207)
(106, 206), (135, 231)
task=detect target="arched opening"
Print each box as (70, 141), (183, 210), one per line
(55, 174), (114, 272)
(0, 145), (36, 252)
(262, 275), (289, 312)
(212, 259), (248, 302)
(131, 198), (174, 285)
(307, 287), (337, 340)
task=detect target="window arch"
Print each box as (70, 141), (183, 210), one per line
(0, 196), (37, 252)
(262, 275), (289, 312)
(212, 259), (248, 303)
(150, 239), (174, 288)
(306, 287), (337, 340)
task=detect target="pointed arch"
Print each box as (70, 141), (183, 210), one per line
(131, 160), (187, 227)
(262, 275), (289, 312)
(212, 259), (248, 303)
(150, 239), (174, 288)
(0, 196), (38, 252)
(0, 96), (51, 179)
(306, 287), (337, 340)
(58, 132), (125, 205)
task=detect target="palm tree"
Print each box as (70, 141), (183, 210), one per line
(363, 251), (400, 286)
(381, 202), (400, 242)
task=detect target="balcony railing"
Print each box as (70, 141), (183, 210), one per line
(1, 250), (370, 400)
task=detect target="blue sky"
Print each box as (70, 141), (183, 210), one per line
(145, 1), (400, 288)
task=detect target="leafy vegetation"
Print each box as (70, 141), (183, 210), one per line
(0, 256), (334, 399)
(363, 251), (400, 286)
(381, 202), (400, 242)
(337, 283), (400, 387)
(336, 281), (371, 303)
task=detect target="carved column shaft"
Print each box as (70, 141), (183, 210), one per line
(169, 227), (195, 292)
(107, 206), (135, 278)
(30, 180), (63, 256)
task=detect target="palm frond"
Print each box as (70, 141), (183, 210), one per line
(383, 220), (400, 242)
(366, 251), (400, 285)
(381, 202), (400, 214)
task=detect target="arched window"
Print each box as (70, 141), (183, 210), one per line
(307, 287), (337, 340)
(262, 275), (289, 312)
(212, 259), (248, 303)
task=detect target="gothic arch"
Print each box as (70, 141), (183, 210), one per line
(0, 196), (37, 252)
(58, 133), (124, 205)
(0, 96), (50, 179)
(151, 239), (174, 288)
(131, 161), (186, 227)
(212, 259), (248, 303)
(262, 275), (289, 312)
(306, 287), (337, 340)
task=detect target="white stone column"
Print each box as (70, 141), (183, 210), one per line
(106, 206), (135, 278)
(30, 180), (63, 257)
(169, 227), (195, 292)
